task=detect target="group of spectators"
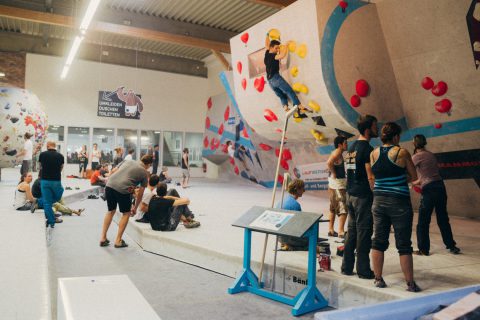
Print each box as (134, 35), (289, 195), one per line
(280, 115), (460, 293)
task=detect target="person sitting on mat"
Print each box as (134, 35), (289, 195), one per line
(90, 164), (108, 188)
(159, 166), (172, 184)
(14, 172), (37, 211)
(264, 33), (311, 116)
(147, 182), (200, 231)
(134, 174), (159, 223)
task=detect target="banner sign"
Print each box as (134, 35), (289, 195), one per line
(435, 148), (480, 187)
(97, 87), (143, 120)
(293, 162), (329, 190)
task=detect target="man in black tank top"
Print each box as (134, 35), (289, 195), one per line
(341, 115), (378, 279)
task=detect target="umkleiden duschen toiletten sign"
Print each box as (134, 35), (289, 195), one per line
(97, 87), (143, 120)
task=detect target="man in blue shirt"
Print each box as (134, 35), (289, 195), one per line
(278, 179), (307, 250)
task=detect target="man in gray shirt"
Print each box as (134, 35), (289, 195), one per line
(100, 154), (153, 248)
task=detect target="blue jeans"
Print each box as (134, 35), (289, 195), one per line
(41, 180), (64, 227)
(267, 73), (300, 107)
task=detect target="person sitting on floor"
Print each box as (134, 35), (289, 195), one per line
(90, 164), (108, 187)
(134, 174), (159, 223)
(31, 170), (84, 217)
(159, 166), (172, 184)
(277, 179), (310, 251)
(147, 182), (200, 231)
(14, 172), (36, 211)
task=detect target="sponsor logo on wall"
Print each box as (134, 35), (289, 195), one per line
(97, 86), (143, 120)
(435, 148), (480, 187)
(293, 162), (329, 190)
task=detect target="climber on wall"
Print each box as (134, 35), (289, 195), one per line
(264, 32), (311, 117)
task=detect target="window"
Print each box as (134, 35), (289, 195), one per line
(66, 126), (89, 164)
(162, 131), (182, 166)
(185, 132), (203, 167)
(117, 129), (138, 160)
(46, 125), (64, 142)
(93, 128), (115, 164)
(140, 130), (160, 158)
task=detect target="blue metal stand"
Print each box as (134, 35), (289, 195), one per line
(228, 224), (328, 316)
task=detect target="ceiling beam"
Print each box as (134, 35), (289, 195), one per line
(246, 0), (296, 9)
(0, 4), (231, 53)
(0, 31), (207, 78)
(211, 50), (231, 71)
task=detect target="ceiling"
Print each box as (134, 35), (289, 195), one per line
(0, 0), (293, 77)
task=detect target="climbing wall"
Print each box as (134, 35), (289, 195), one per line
(0, 87), (48, 168)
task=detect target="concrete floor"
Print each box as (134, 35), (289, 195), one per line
(1, 167), (479, 319)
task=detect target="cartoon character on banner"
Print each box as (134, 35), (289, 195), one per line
(116, 87), (144, 118)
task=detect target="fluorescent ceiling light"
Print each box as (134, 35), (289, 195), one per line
(66, 36), (84, 66)
(60, 65), (70, 79)
(106, 129), (113, 132)
(154, 131), (161, 134)
(80, 0), (101, 31)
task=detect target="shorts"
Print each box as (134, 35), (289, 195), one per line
(329, 188), (347, 216)
(105, 186), (132, 214)
(182, 168), (190, 178)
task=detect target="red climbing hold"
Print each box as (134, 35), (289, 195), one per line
(434, 123), (443, 129)
(275, 128), (283, 133)
(432, 81), (448, 97)
(210, 138), (216, 150)
(242, 127), (249, 138)
(277, 174), (284, 185)
(259, 143), (272, 151)
(282, 148), (292, 161)
(421, 77), (434, 90)
(234, 166), (240, 175)
(237, 61), (242, 74)
(254, 76), (265, 92)
(218, 123), (224, 135)
(264, 109), (278, 122)
(241, 78), (247, 90)
(224, 106), (230, 122)
(205, 117), (210, 129)
(240, 32), (249, 44)
(207, 97), (212, 109)
(356, 79), (369, 97)
(350, 95), (361, 108)
(339, 0), (348, 12)
(203, 136), (209, 148)
(275, 148), (280, 157)
(435, 99), (452, 114)
(280, 159), (289, 170)
(229, 157), (235, 165)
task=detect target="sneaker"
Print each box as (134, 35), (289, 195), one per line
(374, 277), (387, 288)
(358, 271), (375, 279)
(54, 213), (62, 218)
(55, 218), (63, 224)
(184, 221), (200, 229)
(328, 231), (338, 237)
(413, 250), (429, 256)
(449, 246), (461, 254)
(100, 194), (106, 201)
(30, 203), (37, 214)
(407, 281), (422, 292)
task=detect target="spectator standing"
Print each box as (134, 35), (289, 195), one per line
(152, 145), (160, 175)
(341, 115), (378, 279)
(99, 155), (153, 248)
(39, 141), (65, 228)
(79, 145), (88, 179)
(181, 148), (190, 188)
(91, 143), (101, 169)
(17, 132), (34, 176)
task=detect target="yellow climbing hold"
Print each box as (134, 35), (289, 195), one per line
(310, 129), (324, 141)
(308, 100), (321, 112)
(296, 44), (307, 58)
(292, 83), (309, 94)
(290, 66), (299, 77)
(293, 113), (303, 123)
(268, 28), (281, 41)
(288, 41), (296, 52)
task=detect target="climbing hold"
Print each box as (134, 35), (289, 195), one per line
(240, 32), (249, 44)
(310, 129), (324, 141)
(277, 174), (284, 185)
(288, 41), (296, 52)
(282, 149), (292, 161)
(210, 138), (216, 150)
(229, 157), (235, 165)
(264, 109), (278, 122)
(339, 0), (348, 12)
(205, 117), (210, 129)
(350, 95), (361, 108)
(290, 66), (299, 77)
(254, 76), (265, 92)
(296, 44), (307, 58)
(275, 128), (283, 133)
(236, 61), (242, 74)
(218, 123), (224, 135)
(234, 166), (240, 175)
(275, 148), (280, 157)
(421, 77), (434, 90)
(293, 114), (302, 123)
(242, 127), (249, 138)
(268, 28), (281, 41)
(356, 79), (369, 97)
(292, 83), (308, 94)
(308, 100), (321, 112)
(259, 143), (272, 151)
(280, 159), (289, 170)
(435, 99), (452, 114)
(434, 123), (443, 129)
(224, 106), (230, 122)
(207, 97), (212, 109)
(241, 78), (247, 90)
(432, 81), (448, 97)
(203, 136), (209, 148)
